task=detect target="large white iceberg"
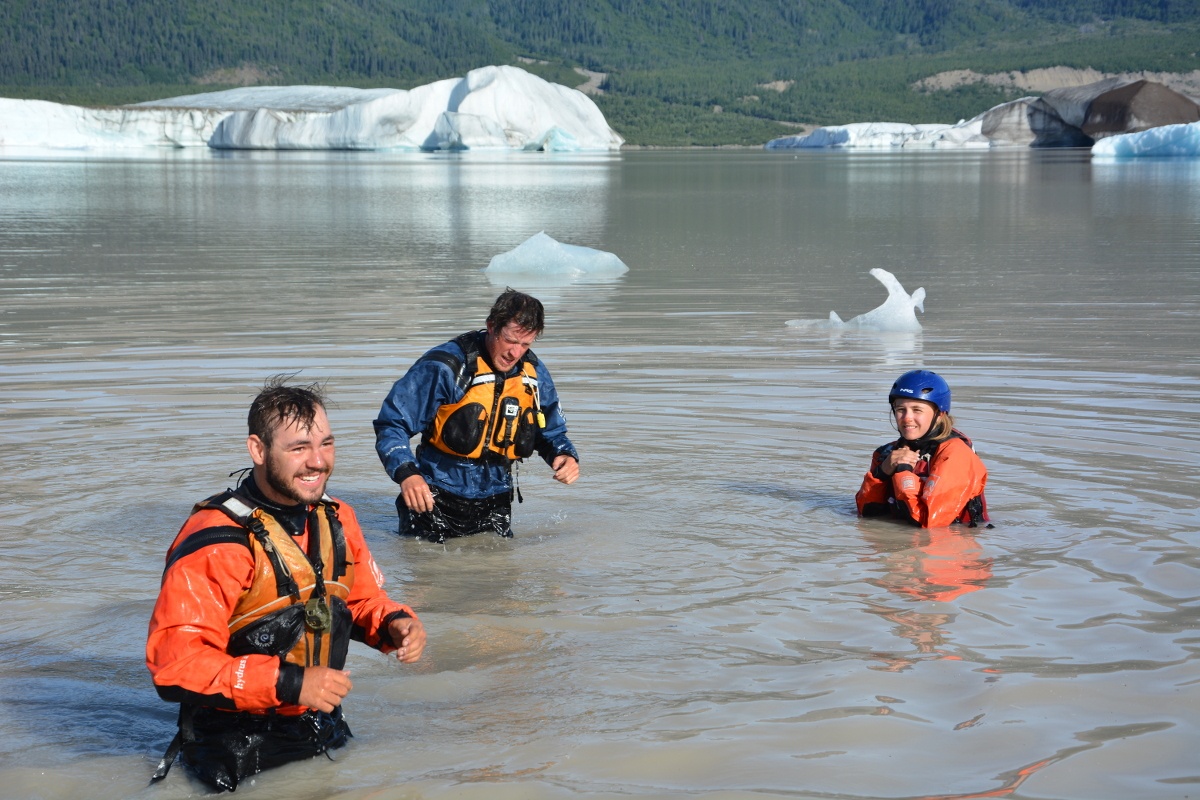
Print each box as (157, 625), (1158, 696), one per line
(787, 268), (925, 332)
(485, 232), (628, 277)
(1092, 120), (1200, 157)
(0, 66), (624, 152)
(766, 120), (989, 150)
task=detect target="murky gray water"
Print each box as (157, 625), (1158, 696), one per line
(1, 147), (1198, 799)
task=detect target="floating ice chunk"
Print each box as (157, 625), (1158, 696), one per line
(485, 232), (628, 277)
(786, 268), (925, 331)
(903, 118), (989, 149)
(766, 120), (988, 150)
(455, 66), (621, 151)
(1092, 120), (1200, 157)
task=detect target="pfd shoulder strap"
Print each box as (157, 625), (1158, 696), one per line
(162, 491), (254, 578)
(322, 500), (348, 581)
(420, 331), (482, 392)
(163, 525), (249, 576)
(202, 490), (302, 602)
(947, 429), (974, 450)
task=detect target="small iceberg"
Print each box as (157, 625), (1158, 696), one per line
(484, 232), (628, 277)
(766, 120), (988, 150)
(1092, 120), (1200, 157)
(787, 268), (925, 332)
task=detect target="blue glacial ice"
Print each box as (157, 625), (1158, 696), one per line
(1092, 120), (1200, 157)
(787, 268), (925, 332)
(485, 232), (629, 278)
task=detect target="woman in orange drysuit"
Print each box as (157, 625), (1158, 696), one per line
(856, 369), (989, 528)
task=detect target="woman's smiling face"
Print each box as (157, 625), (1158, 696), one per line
(892, 399), (938, 441)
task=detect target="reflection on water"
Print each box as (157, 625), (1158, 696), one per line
(1, 148), (1199, 799)
(861, 527), (993, 673)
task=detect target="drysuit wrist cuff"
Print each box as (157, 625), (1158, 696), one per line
(276, 660), (305, 706)
(391, 463), (421, 485)
(892, 463), (914, 474)
(380, 609), (414, 649)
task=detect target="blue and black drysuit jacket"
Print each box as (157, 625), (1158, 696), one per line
(373, 330), (579, 501)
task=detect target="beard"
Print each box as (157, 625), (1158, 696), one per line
(263, 451), (330, 506)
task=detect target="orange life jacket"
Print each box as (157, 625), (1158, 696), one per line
(169, 492), (354, 669)
(424, 332), (541, 462)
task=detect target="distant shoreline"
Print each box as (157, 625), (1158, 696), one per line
(913, 66), (1200, 102)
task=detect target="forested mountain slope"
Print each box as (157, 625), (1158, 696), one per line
(2, 0), (1197, 144)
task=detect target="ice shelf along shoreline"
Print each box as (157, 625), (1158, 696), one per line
(2, 70), (1197, 157)
(0, 65), (624, 153)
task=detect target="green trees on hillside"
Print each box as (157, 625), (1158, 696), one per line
(0, 0), (514, 84)
(1011, 0), (1200, 23)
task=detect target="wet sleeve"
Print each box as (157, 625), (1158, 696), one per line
(856, 447), (892, 516)
(146, 539), (287, 712)
(337, 503), (419, 652)
(374, 354), (459, 483)
(895, 438), (987, 528)
(533, 360), (579, 466)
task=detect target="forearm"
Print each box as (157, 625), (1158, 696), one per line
(890, 467), (925, 525)
(537, 428), (578, 466)
(856, 470), (890, 516)
(147, 545), (292, 711)
(374, 418), (419, 481)
(341, 505), (421, 652)
(375, 362), (455, 481)
(148, 625), (287, 711)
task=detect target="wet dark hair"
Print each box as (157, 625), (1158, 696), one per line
(486, 288), (544, 335)
(247, 374), (328, 447)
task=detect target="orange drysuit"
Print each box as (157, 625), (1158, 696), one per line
(147, 489), (417, 715)
(856, 432), (988, 528)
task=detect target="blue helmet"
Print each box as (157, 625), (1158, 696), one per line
(889, 369), (951, 413)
